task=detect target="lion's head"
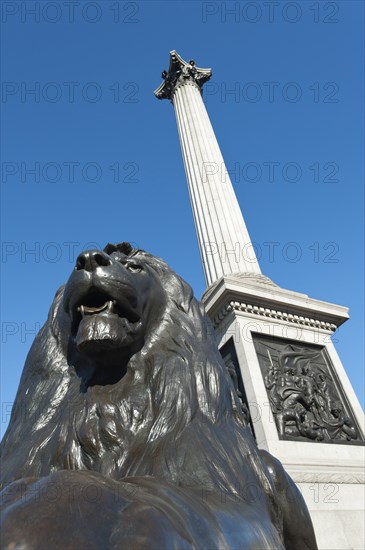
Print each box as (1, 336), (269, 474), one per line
(1, 243), (279, 521)
(60, 241), (169, 388)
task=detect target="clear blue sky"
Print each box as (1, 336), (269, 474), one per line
(1, 0), (364, 437)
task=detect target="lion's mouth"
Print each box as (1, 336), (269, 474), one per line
(71, 289), (140, 339)
(78, 300), (114, 316)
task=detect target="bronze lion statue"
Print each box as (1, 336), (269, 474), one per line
(1, 243), (317, 549)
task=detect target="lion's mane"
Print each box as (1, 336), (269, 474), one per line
(1, 250), (279, 528)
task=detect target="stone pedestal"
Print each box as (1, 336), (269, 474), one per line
(203, 274), (365, 550)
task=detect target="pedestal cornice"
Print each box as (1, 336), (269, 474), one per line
(154, 50), (212, 101)
(202, 273), (349, 332)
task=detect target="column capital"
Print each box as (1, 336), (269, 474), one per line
(154, 50), (212, 101)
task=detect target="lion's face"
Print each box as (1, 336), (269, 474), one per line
(61, 243), (166, 385)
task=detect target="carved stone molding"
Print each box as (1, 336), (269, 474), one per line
(228, 272), (279, 288)
(288, 471), (365, 484)
(212, 300), (338, 332)
(154, 50), (212, 101)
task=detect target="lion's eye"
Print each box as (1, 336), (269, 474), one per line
(125, 263), (143, 273)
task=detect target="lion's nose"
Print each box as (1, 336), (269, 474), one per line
(75, 250), (112, 272)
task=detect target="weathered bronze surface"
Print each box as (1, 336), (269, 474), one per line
(1, 244), (318, 549)
(253, 334), (363, 444)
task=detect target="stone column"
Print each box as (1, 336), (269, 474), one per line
(155, 51), (261, 287)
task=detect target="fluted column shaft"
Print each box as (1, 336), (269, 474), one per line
(171, 80), (261, 286)
(155, 51), (261, 287)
